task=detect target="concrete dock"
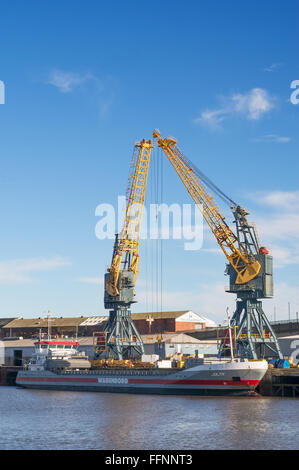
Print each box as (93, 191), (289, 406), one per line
(0, 366), (21, 386)
(257, 368), (299, 397)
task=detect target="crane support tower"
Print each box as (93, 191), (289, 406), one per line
(100, 139), (153, 360)
(153, 129), (282, 360)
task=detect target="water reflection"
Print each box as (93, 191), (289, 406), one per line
(0, 388), (298, 450)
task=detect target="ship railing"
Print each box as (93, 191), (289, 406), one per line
(60, 368), (176, 376)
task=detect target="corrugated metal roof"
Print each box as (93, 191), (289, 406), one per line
(164, 333), (203, 344)
(1, 339), (36, 347)
(3, 317), (88, 328)
(0, 318), (16, 328)
(132, 311), (190, 320)
(80, 316), (108, 326)
(193, 314), (217, 328)
(140, 333), (208, 344)
(78, 337), (95, 346)
(1, 337), (95, 347)
(2, 312), (216, 328)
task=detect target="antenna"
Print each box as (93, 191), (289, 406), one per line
(226, 307), (234, 361)
(45, 310), (52, 340)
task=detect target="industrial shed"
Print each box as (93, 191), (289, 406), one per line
(140, 333), (218, 358)
(0, 311), (217, 340)
(0, 338), (36, 366)
(0, 318), (16, 338)
(1, 316), (108, 339)
(131, 310), (216, 334)
(0, 337), (98, 366)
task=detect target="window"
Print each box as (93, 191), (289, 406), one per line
(13, 350), (23, 366)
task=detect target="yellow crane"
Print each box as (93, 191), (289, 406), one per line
(153, 129), (260, 285)
(153, 129), (282, 359)
(102, 139), (153, 359)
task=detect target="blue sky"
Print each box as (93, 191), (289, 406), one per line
(0, 0), (298, 322)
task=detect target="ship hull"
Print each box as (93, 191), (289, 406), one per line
(16, 360), (268, 396)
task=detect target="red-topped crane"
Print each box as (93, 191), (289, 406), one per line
(153, 129), (282, 360)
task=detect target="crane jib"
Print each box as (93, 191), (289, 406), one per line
(106, 139), (153, 297)
(153, 129), (261, 285)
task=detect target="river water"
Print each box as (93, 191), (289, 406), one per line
(0, 387), (298, 450)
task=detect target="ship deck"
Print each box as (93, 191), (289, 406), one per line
(59, 367), (177, 376)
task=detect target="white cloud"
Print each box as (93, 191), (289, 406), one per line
(47, 70), (95, 93)
(263, 63), (283, 73)
(46, 69), (115, 117)
(194, 109), (228, 130)
(232, 88), (274, 119)
(255, 212), (299, 242)
(194, 88), (275, 130)
(252, 190), (299, 211)
(252, 134), (291, 143)
(0, 257), (71, 284)
(269, 245), (299, 268)
(202, 191), (299, 268)
(248, 190), (299, 268)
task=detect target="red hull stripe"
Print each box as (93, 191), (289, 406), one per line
(17, 376), (260, 386)
(128, 379), (260, 386)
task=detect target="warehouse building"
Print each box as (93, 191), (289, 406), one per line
(0, 311), (216, 339)
(0, 338), (36, 366)
(141, 333), (218, 358)
(131, 310), (216, 334)
(1, 316), (108, 339)
(0, 318), (16, 339)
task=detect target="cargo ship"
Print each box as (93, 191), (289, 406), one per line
(16, 339), (268, 396)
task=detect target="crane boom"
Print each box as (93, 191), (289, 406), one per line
(102, 139), (152, 360)
(153, 129), (261, 285)
(153, 129), (282, 360)
(106, 139), (153, 298)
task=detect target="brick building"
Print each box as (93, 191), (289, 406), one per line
(131, 310), (216, 335)
(0, 311), (216, 340)
(0, 318), (16, 338)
